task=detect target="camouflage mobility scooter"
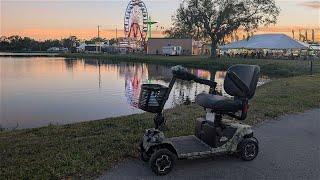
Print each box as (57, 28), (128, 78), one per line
(137, 65), (260, 175)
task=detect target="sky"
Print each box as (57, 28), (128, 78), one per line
(0, 0), (319, 40)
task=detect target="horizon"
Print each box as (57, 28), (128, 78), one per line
(1, 0), (320, 40)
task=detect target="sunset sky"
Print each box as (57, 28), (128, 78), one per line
(1, 0), (319, 40)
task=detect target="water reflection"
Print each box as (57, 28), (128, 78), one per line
(123, 64), (148, 108)
(0, 57), (269, 129)
(83, 60), (268, 108)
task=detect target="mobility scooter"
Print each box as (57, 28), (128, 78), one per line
(137, 65), (260, 175)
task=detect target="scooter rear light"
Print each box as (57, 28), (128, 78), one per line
(243, 103), (248, 113)
(242, 100), (249, 113)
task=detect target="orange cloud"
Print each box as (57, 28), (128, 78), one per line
(301, 1), (320, 9)
(2, 28), (117, 40)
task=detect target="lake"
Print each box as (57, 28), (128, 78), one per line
(0, 57), (269, 129)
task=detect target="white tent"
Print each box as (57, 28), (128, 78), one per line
(220, 34), (310, 50)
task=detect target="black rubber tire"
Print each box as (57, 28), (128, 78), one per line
(149, 148), (177, 176)
(238, 138), (259, 161)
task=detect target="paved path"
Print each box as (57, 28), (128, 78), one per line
(99, 109), (320, 180)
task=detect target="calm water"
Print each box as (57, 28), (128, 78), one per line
(0, 57), (269, 129)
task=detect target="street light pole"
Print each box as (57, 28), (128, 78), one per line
(97, 25), (101, 53)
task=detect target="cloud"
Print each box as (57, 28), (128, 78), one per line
(300, 1), (320, 9)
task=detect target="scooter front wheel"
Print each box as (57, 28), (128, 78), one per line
(149, 148), (177, 176)
(238, 138), (259, 161)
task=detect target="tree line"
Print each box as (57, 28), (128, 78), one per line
(0, 35), (117, 52)
(165, 0), (280, 57)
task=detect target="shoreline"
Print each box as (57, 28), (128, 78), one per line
(0, 52), (60, 57)
(61, 53), (319, 78)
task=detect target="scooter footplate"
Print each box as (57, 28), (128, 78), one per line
(168, 135), (211, 158)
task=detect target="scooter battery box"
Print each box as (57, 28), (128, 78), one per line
(202, 123), (217, 147)
(195, 118), (217, 147)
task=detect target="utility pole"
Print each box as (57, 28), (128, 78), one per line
(97, 25), (101, 39)
(312, 29), (315, 43)
(97, 25), (101, 53)
(116, 27), (118, 42)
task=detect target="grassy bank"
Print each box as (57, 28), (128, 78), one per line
(0, 74), (319, 179)
(62, 53), (320, 78)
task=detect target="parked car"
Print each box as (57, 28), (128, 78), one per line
(162, 46), (182, 56)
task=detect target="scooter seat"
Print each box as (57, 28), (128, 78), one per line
(195, 93), (242, 113)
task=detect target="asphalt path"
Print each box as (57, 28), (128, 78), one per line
(98, 109), (320, 180)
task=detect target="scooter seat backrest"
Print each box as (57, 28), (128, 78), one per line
(224, 65), (260, 99)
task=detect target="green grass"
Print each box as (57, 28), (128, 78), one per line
(62, 53), (320, 78)
(1, 74), (319, 179)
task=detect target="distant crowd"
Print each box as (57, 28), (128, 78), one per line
(220, 50), (319, 60)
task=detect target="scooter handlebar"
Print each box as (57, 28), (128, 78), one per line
(193, 78), (217, 89)
(171, 65), (196, 81)
(171, 65), (217, 89)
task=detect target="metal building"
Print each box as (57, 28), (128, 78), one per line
(147, 38), (198, 55)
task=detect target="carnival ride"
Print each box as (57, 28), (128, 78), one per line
(124, 0), (157, 48)
(124, 0), (148, 44)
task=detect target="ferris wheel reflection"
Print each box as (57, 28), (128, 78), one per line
(123, 64), (214, 108)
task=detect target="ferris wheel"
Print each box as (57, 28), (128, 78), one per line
(124, 0), (148, 43)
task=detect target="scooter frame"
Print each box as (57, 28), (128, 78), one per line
(138, 66), (259, 175)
